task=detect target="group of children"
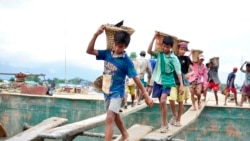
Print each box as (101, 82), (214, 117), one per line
(86, 25), (250, 140)
(225, 61), (250, 107)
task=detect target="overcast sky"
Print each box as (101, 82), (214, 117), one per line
(0, 0), (250, 85)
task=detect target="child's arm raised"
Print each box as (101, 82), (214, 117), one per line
(240, 61), (247, 72)
(86, 25), (105, 56)
(147, 32), (159, 56)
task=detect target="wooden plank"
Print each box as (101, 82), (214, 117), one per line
(39, 102), (148, 139)
(6, 117), (68, 141)
(141, 100), (208, 141)
(114, 124), (154, 141)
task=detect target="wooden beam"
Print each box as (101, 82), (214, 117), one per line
(6, 117), (68, 141)
(114, 124), (154, 141)
(39, 102), (148, 140)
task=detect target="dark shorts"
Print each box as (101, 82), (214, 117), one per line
(152, 82), (171, 98)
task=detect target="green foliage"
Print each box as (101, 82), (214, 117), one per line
(0, 79), (3, 82)
(25, 76), (40, 82)
(70, 77), (82, 85)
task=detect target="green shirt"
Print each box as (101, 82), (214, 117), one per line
(152, 52), (181, 88)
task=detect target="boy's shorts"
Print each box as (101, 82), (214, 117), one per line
(169, 86), (191, 102)
(152, 82), (171, 98)
(226, 87), (237, 95)
(105, 98), (123, 114)
(207, 81), (220, 92)
(125, 85), (136, 96)
(241, 85), (250, 97)
(190, 81), (202, 94)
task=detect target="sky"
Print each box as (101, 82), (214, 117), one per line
(0, 0), (250, 85)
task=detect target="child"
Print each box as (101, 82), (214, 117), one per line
(147, 55), (157, 96)
(86, 25), (153, 141)
(207, 57), (220, 105)
(136, 50), (152, 105)
(189, 54), (208, 110)
(239, 61), (250, 107)
(124, 52), (138, 108)
(169, 42), (193, 127)
(147, 32), (184, 133)
(224, 67), (238, 106)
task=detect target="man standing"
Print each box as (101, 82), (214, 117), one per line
(136, 50), (152, 104)
(207, 57), (220, 105)
(224, 67), (238, 106)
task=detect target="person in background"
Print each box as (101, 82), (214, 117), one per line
(168, 42), (193, 127)
(124, 52), (138, 108)
(201, 63), (210, 101)
(147, 32), (184, 133)
(239, 61), (250, 107)
(147, 55), (157, 96)
(207, 57), (220, 105)
(86, 25), (153, 141)
(136, 50), (152, 105)
(224, 67), (238, 106)
(188, 54), (208, 110)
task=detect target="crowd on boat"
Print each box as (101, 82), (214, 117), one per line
(87, 25), (250, 140)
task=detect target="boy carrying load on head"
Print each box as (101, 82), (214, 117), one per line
(86, 25), (153, 141)
(147, 32), (184, 133)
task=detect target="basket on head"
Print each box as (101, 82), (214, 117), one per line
(209, 57), (219, 64)
(104, 24), (135, 50)
(154, 31), (178, 54)
(191, 49), (203, 62)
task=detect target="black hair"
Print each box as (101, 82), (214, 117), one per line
(206, 63), (210, 68)
(114, 30), (130, 46)
(162, 36), (174, 47)
(246, 63), (250, 67)
(140, 51), (146, 57)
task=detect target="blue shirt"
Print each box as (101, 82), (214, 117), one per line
(96, 50), (137, 99)
(149, 58), (156, 71)
(226, 72), (236, 88)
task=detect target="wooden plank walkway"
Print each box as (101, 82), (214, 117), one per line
(38, 103), (148, 140)
(114, 124), (154, 141)
(6, 117), (68, 141)
(141, 100), (208, 141)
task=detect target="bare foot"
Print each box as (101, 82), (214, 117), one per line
(224, 103), (227, 106)
(120, 132), (129, 141)
(191, 106), (196, 111)
(198, 103), (201, 109)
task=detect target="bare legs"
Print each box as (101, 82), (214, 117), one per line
(214, 90), (218, 105)
(159, 94), (168, 127)
(190, 85), (201, 110)
(105, 110), (128, 141)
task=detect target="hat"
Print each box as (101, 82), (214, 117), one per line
(178, 42), (189, 51)
(199, 54), (205, 60)
(233, 67), (238, 72)
(130, 52), (137, 58)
